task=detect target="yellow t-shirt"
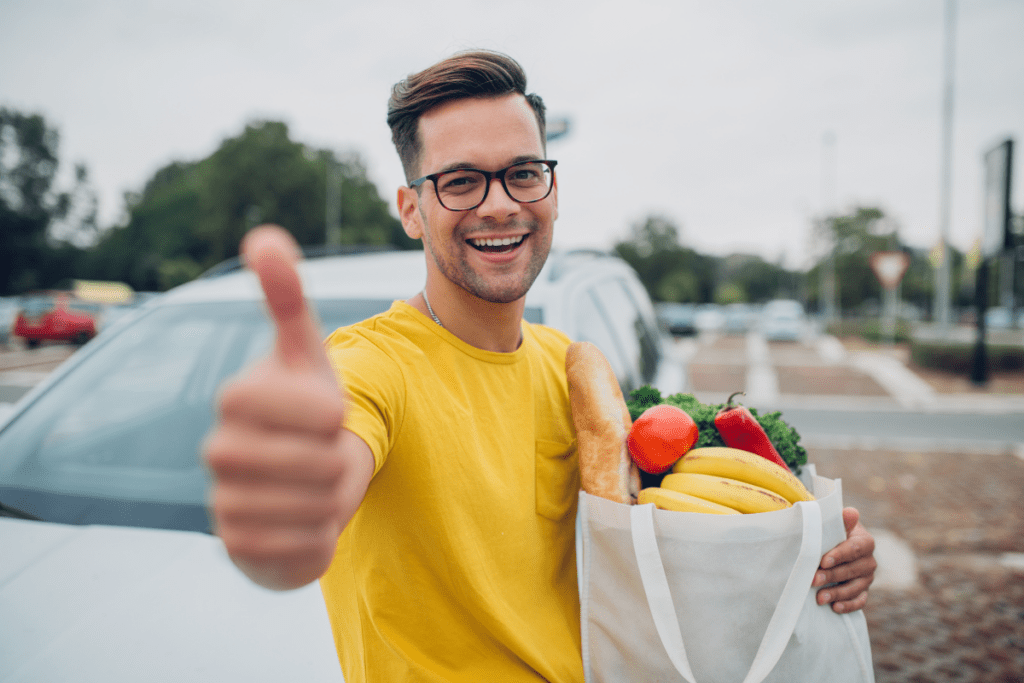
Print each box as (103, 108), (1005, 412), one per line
(321, 301), (583, 683)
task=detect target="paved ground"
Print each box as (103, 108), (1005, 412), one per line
(682, 331), (1024, 682)
(808, 446), (1024, 682)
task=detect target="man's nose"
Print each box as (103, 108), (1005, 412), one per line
(474, 176), (521, 220)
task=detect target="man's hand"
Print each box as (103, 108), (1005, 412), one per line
(204, 225), (373, 591)
(812, 507), (877, 613)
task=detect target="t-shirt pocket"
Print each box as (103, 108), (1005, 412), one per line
(535, 438), (580, 521)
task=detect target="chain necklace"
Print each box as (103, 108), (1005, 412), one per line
(422, 289), (443, 328)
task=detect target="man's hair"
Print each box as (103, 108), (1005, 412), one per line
(387, 50), (546, 183)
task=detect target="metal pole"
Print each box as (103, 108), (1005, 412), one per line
(934, 0), (957, 328)
(821, 132), (839, 326)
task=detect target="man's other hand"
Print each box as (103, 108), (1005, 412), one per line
(812, 507), (877, 613)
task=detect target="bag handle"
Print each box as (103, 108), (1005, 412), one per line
(630, 501), (823, 683)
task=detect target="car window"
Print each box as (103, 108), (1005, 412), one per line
(590, 279), (661, 389)
(0, 298), (392, 510)
(573, 286), (634, 392)
(18, 296), (54, 317)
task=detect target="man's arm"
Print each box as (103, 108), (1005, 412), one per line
(204, 225), (374, 591)
(813, 507), (877, 613)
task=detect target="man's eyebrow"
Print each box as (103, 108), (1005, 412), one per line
(434, 155), (544, 175)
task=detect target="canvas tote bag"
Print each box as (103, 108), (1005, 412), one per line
(575, 470), (874, 683)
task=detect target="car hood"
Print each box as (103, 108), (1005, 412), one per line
(0, 518), (342, 682)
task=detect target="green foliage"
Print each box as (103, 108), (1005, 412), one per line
(614, 214), (801, 306)
(910, 340), (1024, 373)
(613, 215), (716, 304)
(714, 282), (746, 305)
(0, 108), (97, 294)
(625, 386), (808, 471)
(88, 120), (415, 290)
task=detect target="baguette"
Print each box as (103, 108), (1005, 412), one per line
(565, 341), (640, 505)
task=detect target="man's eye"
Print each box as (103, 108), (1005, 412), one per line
(439, 173), (482, 194)
(507, 166), (543, 185)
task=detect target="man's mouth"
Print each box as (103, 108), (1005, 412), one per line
(468, 234), (527, 253)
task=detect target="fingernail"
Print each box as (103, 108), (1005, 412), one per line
(813, 572), (826, 587)
(822, 556), (835, 568)
(821, 592), (831, 604)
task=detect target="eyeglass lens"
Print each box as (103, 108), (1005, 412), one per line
(435, 162), (553, 210)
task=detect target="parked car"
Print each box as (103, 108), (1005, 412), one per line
(760, 299), (807, 342)
(694, 304), (726, 333)
(0, 248), (685, 681)
(984, 306), (1013, 330)
(12, 291), (100, 347)
(655, 302), (698, 337)
(722, 303), (756, 335)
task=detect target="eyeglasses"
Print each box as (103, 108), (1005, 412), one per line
(409, 160), (557, 211)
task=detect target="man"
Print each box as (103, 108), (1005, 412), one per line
(204, 50), (876, 682)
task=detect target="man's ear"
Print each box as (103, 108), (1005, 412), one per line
(551, 175), (558, 222)
(397, 186), (424, 240)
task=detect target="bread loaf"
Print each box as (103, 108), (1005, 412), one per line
(565, 341), (640, 505)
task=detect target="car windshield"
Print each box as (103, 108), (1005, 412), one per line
(18, 296), (55, 317)
(0, 298), (392, 526)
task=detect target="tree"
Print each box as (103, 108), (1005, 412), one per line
(805, 206), (957, 317)
(613, 215), (716, 303)
(88, 120), (415, 291)
(613, 214), (802, 305)
(0, 108), (97, 294)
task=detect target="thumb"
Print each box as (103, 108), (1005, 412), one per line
(242, 225), (327, 372)
(842, 507), (860, 536)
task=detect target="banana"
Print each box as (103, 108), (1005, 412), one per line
(637, 487), (741, 515)
(672, 447), (814, 504)
(660, 472), (792, 514)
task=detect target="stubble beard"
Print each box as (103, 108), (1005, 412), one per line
(423, 218), (552, 305)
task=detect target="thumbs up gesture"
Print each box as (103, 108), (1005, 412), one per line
(204, 225), (373, 590)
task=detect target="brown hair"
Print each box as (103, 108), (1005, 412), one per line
(387, 50), (546, 183)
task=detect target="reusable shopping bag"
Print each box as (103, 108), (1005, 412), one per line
(575, 471), (874, 683)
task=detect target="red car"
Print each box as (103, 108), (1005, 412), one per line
(13, 292), (100, 348)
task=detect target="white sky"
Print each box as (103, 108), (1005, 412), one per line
(2, 0), (1022, 269)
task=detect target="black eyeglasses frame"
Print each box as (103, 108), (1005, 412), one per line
(408, 160), (558, 212)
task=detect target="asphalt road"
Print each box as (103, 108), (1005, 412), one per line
(781, 407), (1023, 452)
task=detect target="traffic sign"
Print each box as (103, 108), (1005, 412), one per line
(870, 251), (911, 290)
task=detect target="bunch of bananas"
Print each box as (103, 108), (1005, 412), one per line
(636, 447), (815, 515)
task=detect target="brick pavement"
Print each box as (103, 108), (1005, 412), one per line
(806, 441), (1024, 681)
(685, 333), (1024, 681)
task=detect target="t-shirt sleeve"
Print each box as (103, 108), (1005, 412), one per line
(324, 328), (405, 477)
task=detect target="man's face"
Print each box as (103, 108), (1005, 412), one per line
(397, 93), (557, 305)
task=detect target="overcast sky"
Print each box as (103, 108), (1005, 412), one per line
(2, 0), (1022, 268)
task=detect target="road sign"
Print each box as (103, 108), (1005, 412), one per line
(982, 138), (1014, 257)
(870, 251), (911, 290)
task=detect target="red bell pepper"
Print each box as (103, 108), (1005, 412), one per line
(714, 391), (789, 470)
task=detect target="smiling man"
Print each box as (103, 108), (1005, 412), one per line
(204, 51), (877, 683)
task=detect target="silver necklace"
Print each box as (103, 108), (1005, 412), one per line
(422, 289), (443, 327)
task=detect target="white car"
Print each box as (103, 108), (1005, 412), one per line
(760, 299), (807, 342)
(0, 248), (685, 682)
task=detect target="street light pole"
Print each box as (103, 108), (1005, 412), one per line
(934, 0), (957, 328)
(821, 131), (839, 325)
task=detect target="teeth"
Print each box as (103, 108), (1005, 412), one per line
(471, 235), (524, 247)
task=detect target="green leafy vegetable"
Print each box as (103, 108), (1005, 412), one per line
(626, 386), (807, 472)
